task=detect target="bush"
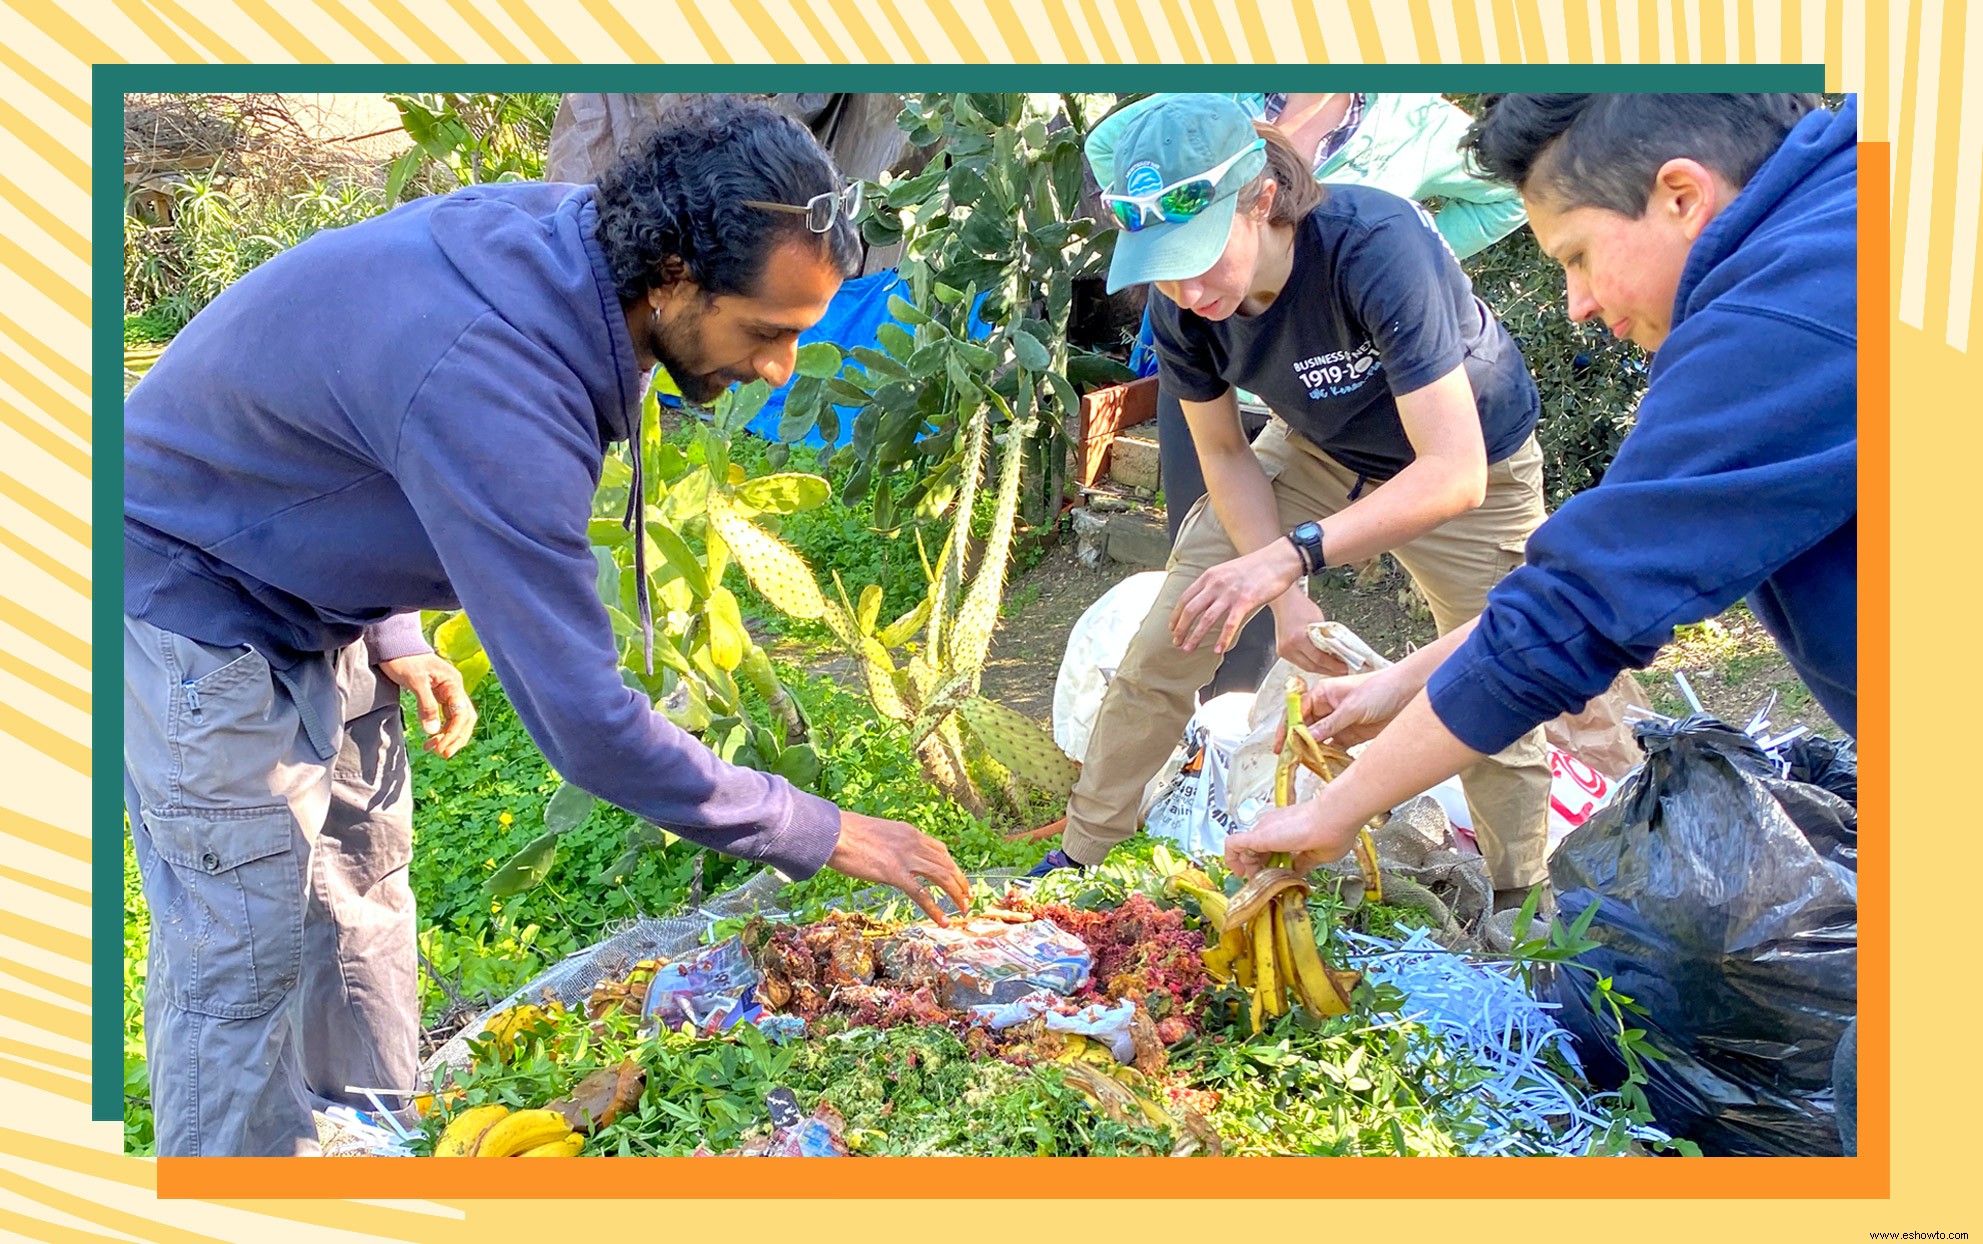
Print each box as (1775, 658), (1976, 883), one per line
(1463, 229), (1648, 507)
(123, 171), (384, 332)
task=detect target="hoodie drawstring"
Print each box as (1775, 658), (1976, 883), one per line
(622, 396), (654, 675)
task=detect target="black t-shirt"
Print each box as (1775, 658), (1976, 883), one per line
(1151, 185), (1539, 482)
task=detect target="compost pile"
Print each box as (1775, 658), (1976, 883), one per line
(405, 852), (1642, 1159)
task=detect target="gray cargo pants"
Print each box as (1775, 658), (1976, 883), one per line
(123, 615), (418, 1157)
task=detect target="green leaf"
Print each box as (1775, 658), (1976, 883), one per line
(954, 340), (998, 370)
(482, 831), (559, 899)
(861, 212), (904, 247)
(931, 281), (966, 305)
(795, 341), (842, 379)
(1043, 369), (1080, 421)
(882, 163), (946, 207)
(646, 519), (709, 598)
(771, 743), (820, 789)
(1511, 884), (1542, 945)
(876, 322), (915, 360)
(733, 472), (830, 514)
(1066, 350), (1137, 390)
(907, 340), (948, 379)
(886, 293), (932, 326)
(960, 208), (1013, 258)
(721, 380), (772, 434)
(777, 376), (822, 443)
(706, 586), (746, 671)
(433, 611), (480, 664)
(825, 376), (873, 407)
(849, 346), (909, 382)
(543, 779), (596, 834)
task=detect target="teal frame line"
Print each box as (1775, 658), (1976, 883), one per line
(92, 61), (1828, 1121)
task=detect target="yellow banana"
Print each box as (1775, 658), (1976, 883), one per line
(1280, 891), (1352, 1019)
(434, 1104), (510, 1157)
(1272, 899), (1297, 1014)
(518, 1133), (585, 1157)
(1202, 944), (1236, 982)
(1253, 908), (1284, 1019)
(471, 1108), (574, 1158)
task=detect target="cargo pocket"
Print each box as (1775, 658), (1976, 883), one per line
(145, 808), (304, 1020)
(164, 641), (294, 810)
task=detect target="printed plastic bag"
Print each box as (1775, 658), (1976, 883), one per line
(640, 937), (762, 1031)
(972, 991), (1140, 1063)
(1141, 691), (1256, 854)
(1546, 715), (1857, 1156)
(887, 918), (1093, 1008)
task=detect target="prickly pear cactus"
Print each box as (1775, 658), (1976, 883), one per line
(708, 493), (828, 620)
(956, 695), (1079, 796)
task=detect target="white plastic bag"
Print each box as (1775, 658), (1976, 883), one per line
(1052, 571), (1168, 764)
(1140, 691), (1257, 855)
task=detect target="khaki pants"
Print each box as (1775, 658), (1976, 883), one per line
(1062, 421), (1553, 888)
(123, 615), (418, 1156)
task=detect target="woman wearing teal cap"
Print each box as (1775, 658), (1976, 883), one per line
(1040, 94), (1551, 904)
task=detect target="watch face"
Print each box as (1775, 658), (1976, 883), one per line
(1294, 522), (1321, 541)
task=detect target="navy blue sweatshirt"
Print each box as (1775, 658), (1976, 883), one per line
(1428, 98), (1859, 751)
(124, 183), (842, 879)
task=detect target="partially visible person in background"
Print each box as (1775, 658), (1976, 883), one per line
(1130, 92), (1529, 700)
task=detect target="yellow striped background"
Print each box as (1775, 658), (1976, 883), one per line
(0, 1), (1963, 1238)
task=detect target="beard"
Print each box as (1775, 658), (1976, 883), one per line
(651, 302), (740, 405)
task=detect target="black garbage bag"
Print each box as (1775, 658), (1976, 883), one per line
(1783, 733), (1858, 807)
(1546, 715), (1857, 1156)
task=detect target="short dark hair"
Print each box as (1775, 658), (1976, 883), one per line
(594, 95), (861, 306)
(1459, 93), (1824, 217)
(1239, 121), (1324, 225)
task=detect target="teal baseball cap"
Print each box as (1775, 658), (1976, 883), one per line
(1085, 94), (1269, 295)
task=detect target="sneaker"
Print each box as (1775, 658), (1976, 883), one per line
(1026, 848), (1086, 878)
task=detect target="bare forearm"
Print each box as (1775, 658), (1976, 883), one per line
(1200, 447), (1290, 558)
(1318, 458), (1484, 568)
(1313, 691), (1484, 840)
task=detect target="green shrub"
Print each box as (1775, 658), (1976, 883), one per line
(1463, 229), (1648, 507)
(124, 171), (384, 331)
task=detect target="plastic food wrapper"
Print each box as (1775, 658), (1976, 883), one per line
(972, 990), (1139, 1063)
(1547, 715), (1857, 1156)
(888, 918), (1092, 1008)
(640, 937), (762, 1031)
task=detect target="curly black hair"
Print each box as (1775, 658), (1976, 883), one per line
(594, 96), (862, 306)
(1460, 93), (1824, 217)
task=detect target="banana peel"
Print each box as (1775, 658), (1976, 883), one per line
(472, 1109), (576, 1158)
(434, 1104), (510, 1157)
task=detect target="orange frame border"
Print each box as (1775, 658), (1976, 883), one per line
(155, 143), (1891, 1202)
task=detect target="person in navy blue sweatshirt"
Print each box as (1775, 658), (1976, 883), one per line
(123, 96), (970, 1156)
(1222, 91), (1860, 1153)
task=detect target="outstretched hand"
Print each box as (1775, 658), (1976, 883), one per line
(826, 811), (973, 926)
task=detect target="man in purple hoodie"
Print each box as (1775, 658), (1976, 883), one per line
(124, 96), (969, 1156)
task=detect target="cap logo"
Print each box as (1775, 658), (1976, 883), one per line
(1123, 161), (1163, 197)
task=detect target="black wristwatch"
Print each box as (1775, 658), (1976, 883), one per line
(1287, 521), (1326, 574)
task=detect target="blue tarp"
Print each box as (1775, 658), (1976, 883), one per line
(748, 269), (908, 448)
(742, 269), (995, 448)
